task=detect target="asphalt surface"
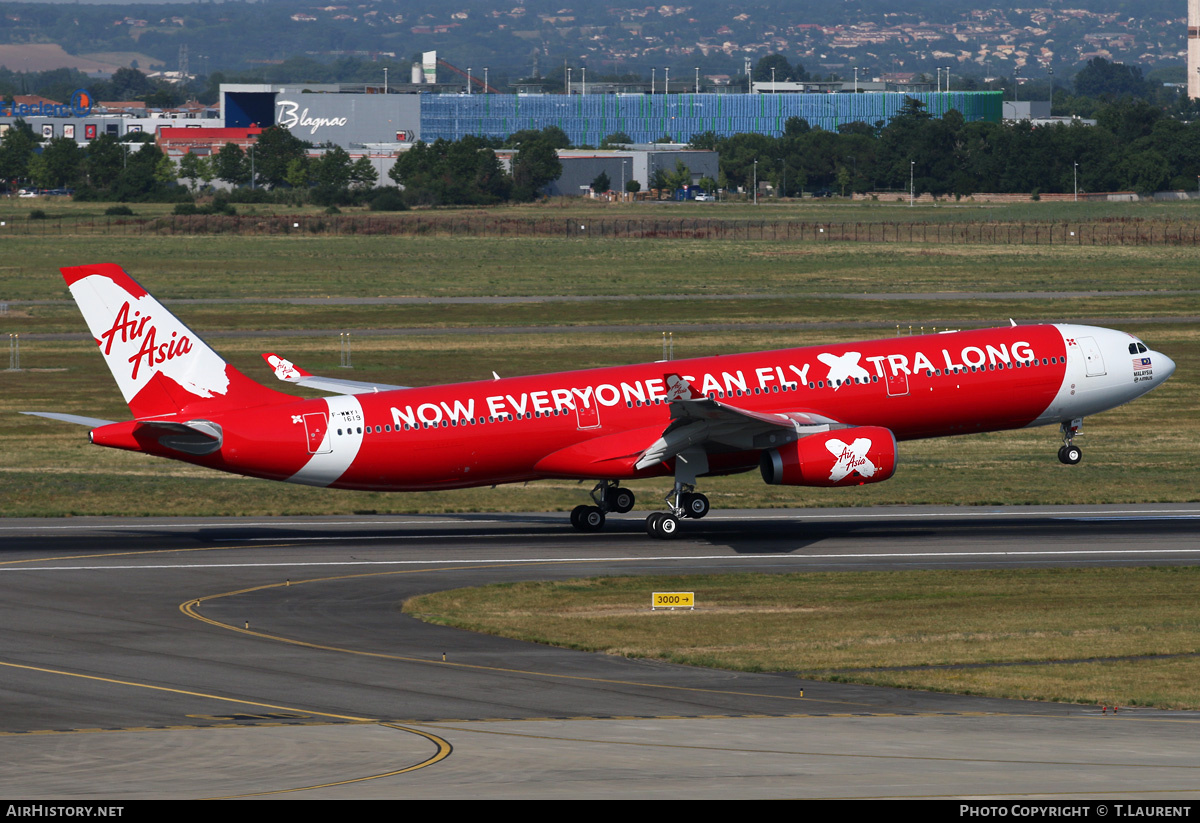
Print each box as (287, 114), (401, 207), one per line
(2, 505), (1199, 799)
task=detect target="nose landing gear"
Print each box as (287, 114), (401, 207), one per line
(1058, 419), (1083, 465)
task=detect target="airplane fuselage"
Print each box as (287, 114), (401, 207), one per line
(89, 322), (1172, 492)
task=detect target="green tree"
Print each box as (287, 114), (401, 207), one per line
(37, 136), (83, 188)
(511, 137), (561, 201)
(599, 132), (632, 148)
(179, 152), (204, 191)
(253, 126), (309, 188)
(83, 133), (125, 190)
(390, 137), (512, 205)
(284, 157), (310, 189)
(0, 119), (37, 189)
(349, 156), (378, 189)
(213, 143), (250, 186)
(313, 145), (352, 190)
(590, 170), (611, 193)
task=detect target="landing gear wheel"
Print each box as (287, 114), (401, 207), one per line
(681, 492), (710, 519)
(609, 487), (636, 514)
(1059, 445), (1082, 465)
(572, 505), (605, 531)
(570, 505), (588, 530)
(646, 512), (680, 539)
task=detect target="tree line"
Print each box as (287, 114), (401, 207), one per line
(695, 95), (1200, 198)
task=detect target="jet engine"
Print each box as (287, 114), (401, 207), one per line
(759, 427), (897, 487)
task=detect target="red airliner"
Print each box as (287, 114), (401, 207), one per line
(28, 264), (1176, 538)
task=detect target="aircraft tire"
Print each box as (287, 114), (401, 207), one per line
(657, 513), (680, 538)
(581, 506), (606, 531)
(682, 493), (710, 519)
(1061, 445), (1082, 465)
(610, 488), (635, 513)
(570, 505), (589, 530)
(645, 512), (664, 537)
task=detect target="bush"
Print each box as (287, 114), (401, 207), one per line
(28, 209), (46, 220)
(105, 205), (135, 216)
(368, 188), (408, 211)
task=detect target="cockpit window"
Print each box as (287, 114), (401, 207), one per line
(1128, 342), (1149, 355)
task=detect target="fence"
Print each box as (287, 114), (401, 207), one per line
(3, 214), (1200, 246)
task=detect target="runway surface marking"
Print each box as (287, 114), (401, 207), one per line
(0, 543), (300, 567)
(0, 659), (374, 722)
(211, 723), (453, 799)
(409, 719), (1200, 770)
(0, 507), (1196, 535)
(0, 660), (455, 795)
(178, 563), (887, 711)
(7, 545), (1200, 573)
(175, 563), (1200, 718)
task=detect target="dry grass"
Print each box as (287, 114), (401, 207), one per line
(404, 568), (1200, 708)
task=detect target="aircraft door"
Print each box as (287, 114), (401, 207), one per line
(1078, 336), (1107, 377)
(303, 412), (332, 454)
(575, 389), (601, 429)
(885, 371), (910, 397)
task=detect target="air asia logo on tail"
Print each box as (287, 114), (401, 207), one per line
(825, 437), (878, 481)
(102, 302), (194, 380)
(67, 267), (230, 404)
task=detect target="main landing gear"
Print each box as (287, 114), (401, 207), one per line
(1058, 419), (1083, 465)
(645, 485), (710, 539)
(570, 481), (635, 532)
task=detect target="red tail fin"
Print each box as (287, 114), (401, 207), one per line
(62, 264), (294, 419)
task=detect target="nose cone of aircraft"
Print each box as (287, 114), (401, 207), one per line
(1158, 353), (1177, 382)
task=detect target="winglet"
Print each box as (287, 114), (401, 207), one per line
(262, 353), (313, 383)
(664, 373), (701, 401)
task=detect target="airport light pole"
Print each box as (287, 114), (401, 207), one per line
(665, 67), (669, 94)
(1048, 67), (1053, 114)
(753, 159), (758, 205)
(383, 67), (387, 94)
(567, 68), (571, 95)
(695, 67), (700, 94)
(910, 160), (914, 207)
(467, 67), (472, 94)
(1074, 162), (1079, 202)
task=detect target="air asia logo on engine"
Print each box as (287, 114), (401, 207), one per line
(101, 301), (193, 381)
(825, 437), (877, 482)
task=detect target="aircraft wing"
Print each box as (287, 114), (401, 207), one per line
(633, 375), (845, 470)
(262, 353), (407, 395)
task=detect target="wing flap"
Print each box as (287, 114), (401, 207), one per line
(634, 374), (846, 470)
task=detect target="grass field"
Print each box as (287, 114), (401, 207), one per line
(404, 568), (1200, 709)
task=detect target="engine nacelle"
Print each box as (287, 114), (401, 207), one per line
(759, 427), (897, 487)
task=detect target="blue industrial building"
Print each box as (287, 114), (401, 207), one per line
(218, 85), (1003, 149)
(419, 91), (1003, 146)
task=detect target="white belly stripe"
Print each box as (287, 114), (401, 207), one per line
(287, 395), (364, 487)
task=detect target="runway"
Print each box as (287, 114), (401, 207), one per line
(2, 505), (1199, 799)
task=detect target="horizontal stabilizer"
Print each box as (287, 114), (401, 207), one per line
(262, 353), (406, 395)
(22, 411), (117, 428)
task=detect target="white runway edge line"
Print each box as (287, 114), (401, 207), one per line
(8, 547), (1200, 572)
(0, 508), (1198, 534)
